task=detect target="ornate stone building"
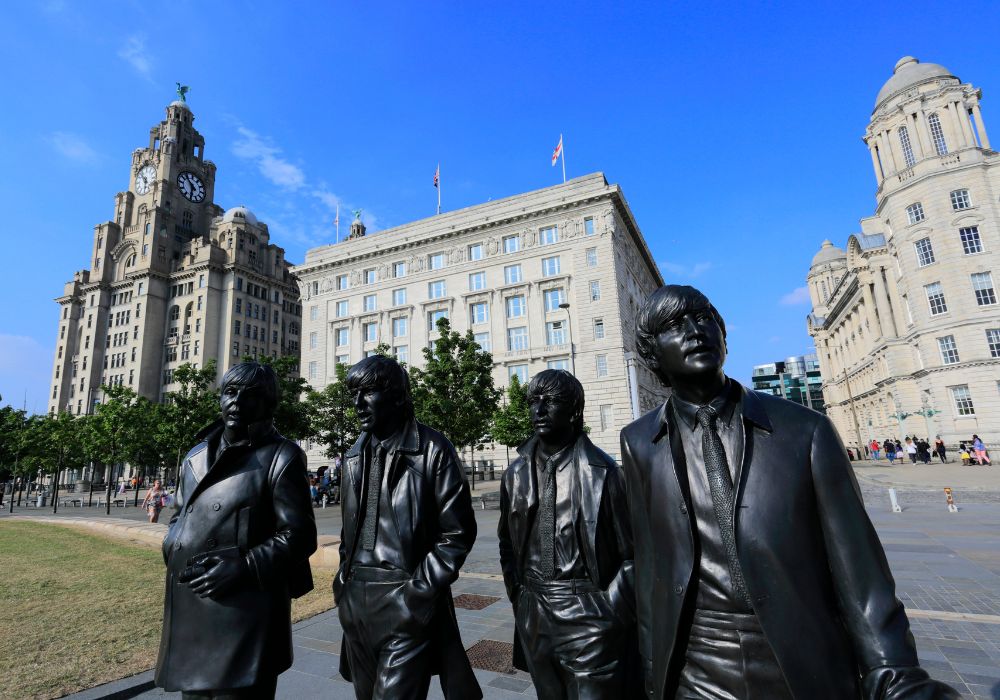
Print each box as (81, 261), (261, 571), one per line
(49, 100), (301, 416)
(294, 173), (665, 464)
(808, 57), (999, 451)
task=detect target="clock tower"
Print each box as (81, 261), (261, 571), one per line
(49, 98), (302, 434)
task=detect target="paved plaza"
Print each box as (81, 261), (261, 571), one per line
(4, 462), (999, 699)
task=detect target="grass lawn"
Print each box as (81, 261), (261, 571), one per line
(0, 520), (334, 699)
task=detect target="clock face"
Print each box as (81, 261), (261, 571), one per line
(135, 165), (156, 195)
(177, 171), (206, 203)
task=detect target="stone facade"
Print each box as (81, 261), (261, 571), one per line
(808, 57), (999, 452)
(49, 101), (301, 416)
(293, 173), (666, 466)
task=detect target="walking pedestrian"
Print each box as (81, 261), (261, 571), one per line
(894, 439), (903, 464)
(140, 479), (166, 523)
(972, 435), (991, 465)
(934, 436), (947, 463)
(905, 438), (918, 464)
(870, 439), (881, 461)
(917, 438), (932, 464)
(960, 443), (972, 465)
(884, 439), (897, 464)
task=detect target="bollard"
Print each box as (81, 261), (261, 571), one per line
(943, 487), (958, 513)
(888, 488), (902, 513)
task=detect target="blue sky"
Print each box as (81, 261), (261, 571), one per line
(2, 1), (999, 414)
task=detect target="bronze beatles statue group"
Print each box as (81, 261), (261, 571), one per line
(154, 285), (956, 699)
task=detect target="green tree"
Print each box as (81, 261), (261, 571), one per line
(159, 360), (220, 481)
(305, 362), (360, 464)
(91, 385), (156, 513)
(0, 397), (28, 484)
(21, 411), (89, 511)
(491, 374), (534, 455)
(244, 355), (312, 440)
(409, 318), (500, 465)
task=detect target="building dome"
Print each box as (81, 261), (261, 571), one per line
(221, 206), (259, 226)
(875, 56), (955, 108)
(811, 239), (846, 268)
(168, 100), (191, 111)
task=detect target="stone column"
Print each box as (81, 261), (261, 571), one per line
(953, 100), (976, 149)
(917, 110), (935, 158)
(872, 270), (899, 338)
(861, 277), (884, 338)
(943, 102), (965, 151)
(868, 143), (884, 182)
(972, 103), (991, 149)
(878, 130), (898, 173)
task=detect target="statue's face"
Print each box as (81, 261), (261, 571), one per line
(220, 382), (271, 431)
(529, 392), (578, 445)
(646, 308), (727, 384)
(353, 384), (402, 436)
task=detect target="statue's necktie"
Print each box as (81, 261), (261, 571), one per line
(538, 460), (557, 579)
(695, 406), (752, 607)
(360, 445), (384, 551)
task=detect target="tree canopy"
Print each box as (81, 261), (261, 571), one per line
(305, 362), (359, 462)
(491, 374), (534, 450)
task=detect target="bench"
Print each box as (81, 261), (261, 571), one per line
(60, 498), (83, 508)
(96, 498), (128, 508)
(478, 491), (501, 510)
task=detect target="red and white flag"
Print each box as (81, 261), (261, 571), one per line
(434, 164), (440, 188)
(551, 136), (563, 166)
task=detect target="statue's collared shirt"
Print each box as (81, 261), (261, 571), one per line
(524, 441), (588, 582)
(670, 379), (750, 613)
(353, 430), (408, 571)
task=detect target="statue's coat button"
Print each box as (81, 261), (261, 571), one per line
(213, 502), (221, 511)
(674, 584), (684, 595)
(186, 505), (193, 513)
(206, 538), (217, 548)
(679, 503), (688, 514)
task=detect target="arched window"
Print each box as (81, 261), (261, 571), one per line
(125, 253), (136, 268)
(928, 113), (948, 155)
(898, 126), (915, 167)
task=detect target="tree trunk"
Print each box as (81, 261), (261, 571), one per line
(52, 460), (62, 514)
(105, 459), (113, 516)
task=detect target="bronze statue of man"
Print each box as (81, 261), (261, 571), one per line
(335, 355), (481, 700)
(620, 285), (956, 699)
(499, 369), (638, 699)
(155, 362), (317, 699)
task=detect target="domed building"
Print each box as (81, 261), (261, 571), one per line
(807, 57), (998, 453)
(49, 100), (302, 429)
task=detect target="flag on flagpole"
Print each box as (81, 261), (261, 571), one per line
(551, 135), (563, 166)
(334, 204), (340, 243)
(433, 164), (440, 188)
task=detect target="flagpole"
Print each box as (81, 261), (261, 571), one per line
(437, 163), (441, 215)
(561, 134), (566, 183)
(335, 204), (340, 243)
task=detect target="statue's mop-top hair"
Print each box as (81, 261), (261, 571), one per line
(635, 285), (727, 385)
(220, 362), (280, 411)
(526, 369), (586, 433)
(345, 355), (414, 419)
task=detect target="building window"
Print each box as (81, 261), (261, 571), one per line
(393, 345), (408, 364)
(310, 305), (318, 321)
(971, 272), (997, 305)
(547, 359), (568, 370)
(937, 335), (960, 364)
(336, 300), (349, 317)
(546, 321), (566, 345)
(336, 274), (349, 290)
(364, 269), (376, 285)
(542, 256), (561, 277)
(509, 364), (528, 383)
(393, 261), (407, 278)
(364, 323), (377, 342)
(507, 326), (528, 351)
(596, 354), (608, 377)
(308, 361), (318, 380)
(914, 238), (935, 267)
(898, 126), (916, 167)
(474, 332), (491, 352)
(905, 202), (924, 225)
(539, 226), (559, 245)
(234, 320), (242, 336)
(309, 331), (318, 350)
(428, 280), (446, 299)
(363, 294), (377, 312)
(594, 318), (605, 339)
(928, 113), (948, 155)
(590, 280), (601, 301)
(504, 264), (522, 284)
(428, 253), (446, 270)
(950, 385), (975, 416)
(468, 243), (483, 261)
(950, 189), (971, 211)
(335, 327), (349, 347)
(600, 405), (613, 431)
(429, 309), (449, 328)
(335, 353), (350, 366)
(469, 271), (486, 291)
(986, 329), (1000, 358)
(470, 302), (489, 325)
(235, 298), (242, 314)
(586, 247), (598, 267)
(506, 295), (526, 318)
(584, 217), (595, 236)
(503, 235), (520, 254)
(960, 226), (983, 255)
(544, 288), (564, 312)
(393, 317), (408, 337)
(925, 282), (947, 315)
(392, 288), (406, 306)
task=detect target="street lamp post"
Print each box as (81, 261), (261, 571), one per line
(558, 302), (575, 375)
